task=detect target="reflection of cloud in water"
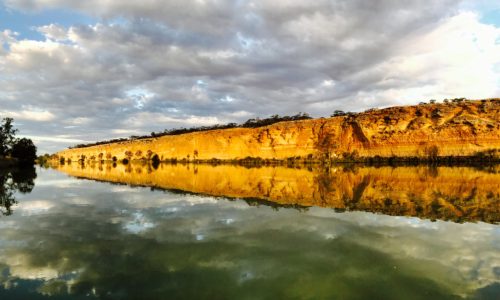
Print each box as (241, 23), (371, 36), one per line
(34, 179), (78, 188)
(110, 186), (142, 193)
(5, 254), (59, 280)
(123, 212), (156, 234)
(0, 168), (498, 298)
(17, 200), (54, 215)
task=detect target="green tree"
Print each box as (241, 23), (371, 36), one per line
(11, 138), (37, 164)
(0, 117), (18, 156)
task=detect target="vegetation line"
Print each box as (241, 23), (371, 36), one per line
(69, 113), (313, 149)
(48, 152), (500, 169)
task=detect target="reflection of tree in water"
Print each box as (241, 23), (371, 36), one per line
(0, 173), (15, 215)
(0, 167), (36, 216)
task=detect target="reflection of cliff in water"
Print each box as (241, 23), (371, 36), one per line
(0, 166), (36, 216)
(52, 162), (500, 224)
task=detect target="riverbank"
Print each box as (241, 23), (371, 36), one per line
(53, 99), (500, 164)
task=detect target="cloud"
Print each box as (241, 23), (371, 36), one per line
(0, 108), (55, 121)
(36, 23), (69, 41)
(23, 135), (87, 144)
(0, 1), (499, 152)
(125, 112), (222, 128)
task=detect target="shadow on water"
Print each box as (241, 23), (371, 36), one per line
(0, 166), (36, 216)
(51, 161), (500, 224)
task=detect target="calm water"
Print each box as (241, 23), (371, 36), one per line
(0, 164), (499, 299)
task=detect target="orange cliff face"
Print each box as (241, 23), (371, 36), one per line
(54, 99), (500, 163)
(52, 162), (500, 224)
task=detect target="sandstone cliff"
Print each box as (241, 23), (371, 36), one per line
(54, 99), (500, 163)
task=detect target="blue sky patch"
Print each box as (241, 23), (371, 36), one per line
(0, 4), (94, 41)
(480, 8), (500, 27)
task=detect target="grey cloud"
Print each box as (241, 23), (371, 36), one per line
(6, 0), (240, 36)
(1, 0), (499, 152)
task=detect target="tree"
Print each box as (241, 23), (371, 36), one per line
(0, 117), (18, 156)
(315, 133), (337, 162)
(331, 110), (346, 117)
(425, 145), (439, 161)
(11, 138), (37, 164)
(125, 151), (133, 160)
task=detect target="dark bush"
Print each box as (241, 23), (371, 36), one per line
(331, 110), (346, 117)
(11, 138), (37, 164)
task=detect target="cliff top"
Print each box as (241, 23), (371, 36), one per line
(67, 98), (499, 150)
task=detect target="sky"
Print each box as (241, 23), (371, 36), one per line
(0, 0), (499, 153)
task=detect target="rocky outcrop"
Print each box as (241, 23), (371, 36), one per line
(54, 99), (500, 163)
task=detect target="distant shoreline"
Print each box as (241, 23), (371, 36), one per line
(51, 156), (500, 168)
(53, 99), (500, 165)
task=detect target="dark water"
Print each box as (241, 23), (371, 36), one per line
(0, 165), (498, 299)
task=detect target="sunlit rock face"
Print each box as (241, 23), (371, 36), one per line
(54, 99), (500, 163)
(52, 100), (500, 161)
(52, 162), (500, 224)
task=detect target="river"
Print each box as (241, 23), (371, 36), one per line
(0, 163), (498, 299)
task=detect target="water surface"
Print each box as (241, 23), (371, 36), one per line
(0, 164), (498, 299)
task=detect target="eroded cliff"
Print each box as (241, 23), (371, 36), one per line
(54, 99), (500, 163)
